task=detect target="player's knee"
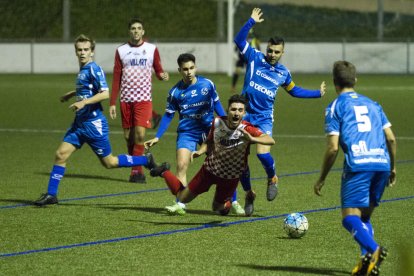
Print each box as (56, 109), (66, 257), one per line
(176, 160), (189, 172)
(55, 149), (68, 163)
(101, 156), (118, 169)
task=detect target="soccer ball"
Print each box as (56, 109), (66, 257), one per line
(283, 213), (309, 238)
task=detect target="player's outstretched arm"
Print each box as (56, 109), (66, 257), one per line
(251, 8), (264, 24)
(191, 143), (207, 163)
(144, 137), (159, 149)
(240, 129), (275, 145)
(69, 90), (109, 112)
(60, 90), (76, 102)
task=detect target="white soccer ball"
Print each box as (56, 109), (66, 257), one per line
(283, 213), (309, 238)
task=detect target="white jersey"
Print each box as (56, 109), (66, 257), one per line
(111, 41), (164, 104)
(203, 117), (263, 179)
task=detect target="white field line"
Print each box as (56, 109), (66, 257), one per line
(1, 128), (414, 140)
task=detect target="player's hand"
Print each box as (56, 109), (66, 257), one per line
(251, 8), (264, 23)
(69, 100), (86, 112)
(60, 90), (75, 102)
(388, 169), (396, 187)
(314, 179), (325, 196)
(161, 72), (169, 81)
(239, 128), (254, 142)
(320, 81), (326, 97)
(109, 105), (117, 119)
(191, 151), (203, 163)
(144, 138), (159, 149)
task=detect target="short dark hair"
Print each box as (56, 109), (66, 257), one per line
(268, 36), (285, 47)
(74, 34), (95, 51)
(128, 18), (144, 29)
(333, 60), (356, 88)
(177, 53), (196, 66)
(228, 94), (248, 108)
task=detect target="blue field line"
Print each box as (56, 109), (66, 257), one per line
(1, 195), (413, 259)
(1, 159), (414, 210)
(0, 168), (339, 210)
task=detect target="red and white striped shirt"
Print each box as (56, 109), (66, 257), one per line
(110, 41), (165, 105)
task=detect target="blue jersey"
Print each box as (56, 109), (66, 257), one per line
(165, 76), (221, 134)
(240, 46), (293, 116)
(234, 18), (321, 117)
(75, 61), (109, 122)
(325, 92), (391, 172)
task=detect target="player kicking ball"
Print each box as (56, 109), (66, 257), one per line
(149, 95), (275, 215)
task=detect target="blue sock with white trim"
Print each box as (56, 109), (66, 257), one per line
(118, 155), (147, 167)
(360, 217), (374, 256)
(47, 165), (66, 196)
(342, 215), (378, 254)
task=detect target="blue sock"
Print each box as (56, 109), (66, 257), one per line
(257, 153), (276, 178)
(240, 166), (252, 191)
(342, 215), (378, 254)
(47, 165), (66, 196)
(117, 155), (147, 167)
(232, 189), (238, 202)
(360, 217), (374, 256)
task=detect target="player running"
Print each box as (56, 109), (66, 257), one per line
(234, 8), (326, 215)
(34, 34), (157, 207)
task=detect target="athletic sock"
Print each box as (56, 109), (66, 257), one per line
(163, 170), (185, 195)
(47, 165), (66, 196)
(232, 189), (238, 202)
(117, 154), (147, 167)
(131, 144), (144, 174)
(257, 153), (276, 179)
(360, 217), (374, 256)
(342, 215), (378, 254)
(240, 166), (252, 191)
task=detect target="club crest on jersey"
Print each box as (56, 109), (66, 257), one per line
(201, 87), (208, 95)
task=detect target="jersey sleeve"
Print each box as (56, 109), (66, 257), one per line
(243, 123), (263, 137)
(110, 49), (122, 105)
(377, 103), (392, 129)
(324, 100), (340, 136)
(282, 70), (321, 98)
(234, 18), (257, 62)
(165, 86), (179, 113)
(152, 47), (165, 80)
(91, 65), (108, 93)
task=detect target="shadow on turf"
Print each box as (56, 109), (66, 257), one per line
(35, 172), (127, 183)
(0, 198), (34, 205)
(238, 264), (349, 275)
(131, 219), (224, 227)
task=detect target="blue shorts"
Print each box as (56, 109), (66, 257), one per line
(63, 117), (112, 158)
(243, 112), (273, 136)
(176, 131), (207, 152)
(341, 171), (390, 208)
